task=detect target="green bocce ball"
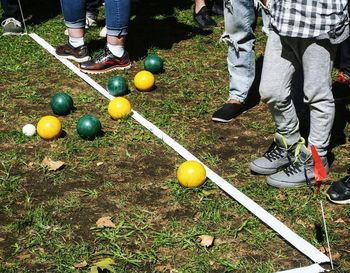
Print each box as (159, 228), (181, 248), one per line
(106, 76), (128, 96)
(144, 54), (164, 74)
(50, 92), (74, 115)
(76, 114), (101, 140)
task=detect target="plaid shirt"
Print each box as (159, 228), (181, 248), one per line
(269, 0), (349, 41)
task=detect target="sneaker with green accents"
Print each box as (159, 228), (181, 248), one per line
(267, 144), (329, 188)
(250, 133), (303, 175)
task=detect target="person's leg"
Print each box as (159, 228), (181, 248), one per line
(302, 39), (337, 157)
(79, 0), (131, 73)
(86, 0), (99, 27)
(193, 0), (216, 29)
(339, 37), (350, 79)
(250, 30), (300, 175)
(56, 0), (90, 62)
(212, 0), (256, 122)
(1, 0), (23, 35)
(265, 38), (337, 188)
(0, 0), (21, 21)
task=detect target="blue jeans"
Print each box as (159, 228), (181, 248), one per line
(222, 0), (269, 102)
(60, 0), (130, 36)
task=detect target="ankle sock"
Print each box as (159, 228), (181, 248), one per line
(69, 36), (84, 48)
(107, 44), (125, 58)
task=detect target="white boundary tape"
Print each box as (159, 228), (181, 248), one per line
(28, 33), (330, 272)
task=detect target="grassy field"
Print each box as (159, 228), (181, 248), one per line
(1, 1), (350, 272)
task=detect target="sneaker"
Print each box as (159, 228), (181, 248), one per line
(79, 46), (131, 74)
(86, 11), (98, 28)
(250, 133), (302, 175)
(99, 26), (107, 38)
(327, 174), (350, 205)
(1, 18), (23, 35)
(211, 0), (224, 16)
(212, 103), (248, 122)
(267, 144), (329, 188)
(56, 43), (91, 63)
(193, 6), (216, 29)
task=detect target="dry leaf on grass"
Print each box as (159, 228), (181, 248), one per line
(198, 235), (214, 247)
(0, 237), (5, 242)
(74, 260), (88, 268)
(96, 162), (104, 166)
(96, 216), (116, 228)
(18, 253), (31, 260)
(154, 264), (172, 272)
(42, 157), (65, 171)
(334, 218), (345, 224)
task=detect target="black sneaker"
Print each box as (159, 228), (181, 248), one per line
(193, 6), (216, 29)
(212, 103), (248, 122)
(211, 0), (224, 16)
(56, 43), (91, 63)
(79, 46), (131, 74)
(327, 174), (350, 204)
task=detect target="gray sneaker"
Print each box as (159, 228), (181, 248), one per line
(250, 133), (303, 175)
(1, 18), (23, 35)
(86, 11), (98, 28)
(267, 144), (329, 188)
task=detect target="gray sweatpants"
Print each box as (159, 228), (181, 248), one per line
(259, 30), (337, 156)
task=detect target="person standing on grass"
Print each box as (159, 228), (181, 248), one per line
(212, 0), (269, 123)
(56, 0), (131, 74)
(250, 0), (349, 188)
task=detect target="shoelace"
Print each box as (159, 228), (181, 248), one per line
(264, 146), (285, 162)
(283, 161), (302, 176)
(1, 18), (22, 27)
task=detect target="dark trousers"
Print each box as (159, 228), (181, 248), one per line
(86, 0), (100, 13)
(340, 36), (350, 77)
(0, 0), (21, 22)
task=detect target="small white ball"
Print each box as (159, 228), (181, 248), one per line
(22, 124), (36, 137)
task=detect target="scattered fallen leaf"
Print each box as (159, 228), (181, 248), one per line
(90, 258), (116, 273)
(154, 264), (172, 272)
(96, 162), (104, 166)
(0, 237), (5, 242)
(18, 253), (31, 260)
(74, 260), (88, 269)
(334, 218), (345, 224)
(332, 252), (341, 260)
(42, 157), (65, 171)
(96, 216), (116, 228)
(198, 235), (214, 247)
(28, 162), (35, 167)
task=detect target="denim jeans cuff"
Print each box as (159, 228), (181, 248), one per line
(64, 19), (85, 29)
(106, 27), (128, 37)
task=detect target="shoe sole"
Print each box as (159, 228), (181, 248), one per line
(2, 32), (23, 36)
(326, 194), (350, 205)
(267, 176), (315, 188)
(211, 109), (248, 123)
(57, 54), (91, 63)
(250, 162), (280, 175)
(80, 63), (132, 74)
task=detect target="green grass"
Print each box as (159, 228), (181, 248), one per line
(1, 2), (350, 273)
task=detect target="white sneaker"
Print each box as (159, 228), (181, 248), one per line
(1, 18), (23, 35)
(99, 26), (107, 37)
